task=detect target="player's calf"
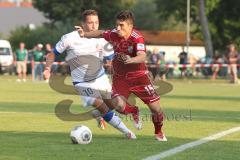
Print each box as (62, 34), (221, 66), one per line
(151, 112), (167, 141)
(102, 111), (137, 139)
(116, 103), (142, 130)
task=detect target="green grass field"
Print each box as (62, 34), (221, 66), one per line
(0, 76), (239, 160)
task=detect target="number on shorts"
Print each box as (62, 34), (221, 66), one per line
(82, 88), (94, 96)
(144, 85), (154, 95)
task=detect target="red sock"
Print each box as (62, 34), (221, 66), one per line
(119, 103), (138, 115)
(151, 113), (164, 134)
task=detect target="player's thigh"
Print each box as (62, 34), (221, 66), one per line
(94, 74), (112, 99)
(106, 95), (127, 111)
(128, 74), (160, 104)
(79, 95), (109, 114)
(74, 82), (101, 100)
(75, 77), (110, 109)
(147, 99), (163, 113)
(112, 75), (131, 99)
(79, 95), (96, 108)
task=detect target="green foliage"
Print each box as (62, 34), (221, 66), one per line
(33, 0), (184, 31)
(131, 0), (160, 30)
(0, 32), (7, 39)
(8, 23), (72, 50)
(155, 0), (240, 51)
(8, 0), (239, 52)
(33, 0), (134, 28)
(95, 0), (135, 28)
(33, 0), (96, 25)
(208, 0), (240, 49)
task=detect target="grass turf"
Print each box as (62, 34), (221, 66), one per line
(0, 76), (239, 160)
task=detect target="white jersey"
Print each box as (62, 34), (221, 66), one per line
(53, 31), (113, 83)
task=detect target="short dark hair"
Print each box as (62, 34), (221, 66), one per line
(115, 10), (135, 24)
(82, 9), (98, 22)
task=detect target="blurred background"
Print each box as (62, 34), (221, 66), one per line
(0, 1), (239, 160)
(0, 0), (239, 82)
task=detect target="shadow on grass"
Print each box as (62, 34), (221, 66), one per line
(0, 131), (239, 160)
(137, 107), (240, 124)
(0, 101), (239, 124)
(0, 131), (184, 160)
(0, 102), (86, 113)
(163, 95), (240, 102)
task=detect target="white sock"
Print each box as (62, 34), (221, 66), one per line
(105, 112), (130, 134)
(94, 110), (132, 134)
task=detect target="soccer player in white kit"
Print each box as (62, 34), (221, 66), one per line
(43, 10), (136, 139)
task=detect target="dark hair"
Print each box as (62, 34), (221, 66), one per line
(82, 9), (98, 22)
(115, 10), (135, 24)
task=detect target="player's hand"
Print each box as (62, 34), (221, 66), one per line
(118, 54), (130, 62)
(75, 26), (84, 37)
(124, 58), (134, 64)
(43, 67), (51, 80)
(122, 55), (134, 64)
(119, 54), (134, 64)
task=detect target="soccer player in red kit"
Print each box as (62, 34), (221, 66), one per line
(77, 10), (167, 141)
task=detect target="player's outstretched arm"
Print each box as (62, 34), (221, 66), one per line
(124, 51), (146, 64)
(82, 30), (105, 38)
(43, 52), (55, 80)
(75, 26), (104, 38)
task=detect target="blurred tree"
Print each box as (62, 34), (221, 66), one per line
(199, 0), (213, 57)
(131, 0), (160, 30)
(155, 0), (215, 56)
(33, 0), (96, 24)
(155, 0), (240, 51)
(208, 0), (240, 49)
(8, 23), (71, 50)
(33, 0), (134, 28)
(0, 32), (6, 39)
(12, 0), (240, 53)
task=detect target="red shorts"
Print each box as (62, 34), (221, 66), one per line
(112, 71), (160, 104)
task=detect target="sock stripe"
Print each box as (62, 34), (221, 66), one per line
(103, 111), (114, 122)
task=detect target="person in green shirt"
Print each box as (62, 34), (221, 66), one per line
(15, 42), (28, 82)
(32, 43), (45, 81)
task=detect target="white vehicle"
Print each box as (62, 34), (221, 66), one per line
(70, 125), (92, 144)
(0, 40), (14, 74)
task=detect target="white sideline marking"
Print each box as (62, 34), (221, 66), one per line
(144, 126), (240, 160)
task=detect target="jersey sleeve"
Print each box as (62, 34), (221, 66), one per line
(135, 37), (146, 53)
(53, 35), (69, 56)
(99, 39), (114, 57)
(103, 53), (114, 61)
(102, 30), (112, 42)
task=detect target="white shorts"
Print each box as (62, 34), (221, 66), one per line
(74, 74), (112, 107)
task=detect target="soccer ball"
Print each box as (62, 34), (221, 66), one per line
(70, 125), (92, 144)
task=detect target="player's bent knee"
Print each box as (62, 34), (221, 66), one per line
(112, 96), (126, 112)
(93, 98), (104, 108)
(94, 100), (109, 115)
(148, 100), (163, 113)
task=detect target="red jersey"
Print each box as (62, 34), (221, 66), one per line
(103, 29), (147, 76)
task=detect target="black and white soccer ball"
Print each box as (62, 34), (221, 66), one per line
(70, 125), (92, 144)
